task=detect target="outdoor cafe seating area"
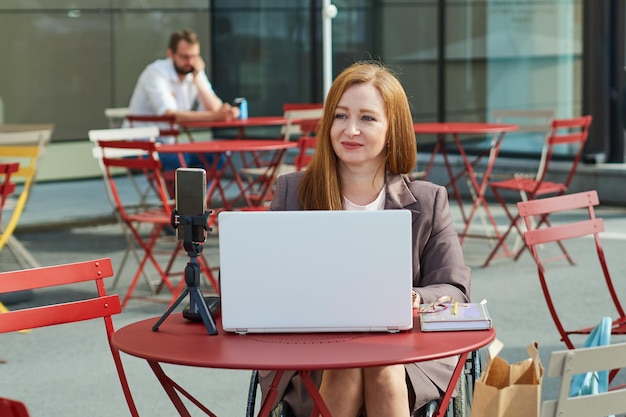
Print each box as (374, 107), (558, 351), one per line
(3, 108), (626, 417)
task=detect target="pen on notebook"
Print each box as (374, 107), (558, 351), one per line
(452, 301), (459, 316)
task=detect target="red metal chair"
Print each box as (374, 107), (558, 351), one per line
(126, 114), (180, 140)
(518, 190), (626, 352)
(0, 258), (139, 417)
(281, 103), (323, 141)
(0, 162), (19, 224)
(0, 397), (30, 417)
(96, 139), (218, 308)
(483, 115), (592, 266)
(239, 118), (319, 207)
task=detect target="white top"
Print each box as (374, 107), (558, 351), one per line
(343, 186), (386, 211)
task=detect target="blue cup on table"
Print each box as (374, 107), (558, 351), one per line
(234, 97), (248, 120)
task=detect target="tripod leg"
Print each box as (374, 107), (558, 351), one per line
(189, 288), (218, 335)
(152, 289), (190, 331)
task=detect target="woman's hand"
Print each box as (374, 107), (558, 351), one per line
(412, 289), (420, 308)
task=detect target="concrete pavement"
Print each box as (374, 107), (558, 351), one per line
(1, 177), (626, 416)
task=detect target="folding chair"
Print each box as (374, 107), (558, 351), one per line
(281, 103), (323, 141)
(238, 103), (322, 176)
(126, 114), (180, 141)
(104, 107), (130, 128)
(0, 258), (139, 417)
(483, 115), (592, 266)
(239, 118), (319, 208)
(0, 397), (30, 417)
(0, 143), (43, 269)
(541, 341), (626, 417)
(0, 162), (19, 309)
(517, 190), (626, 352)
(469, 109), (555, 243)
(89, 126), (161, 290)
(96, 139), (218, 308)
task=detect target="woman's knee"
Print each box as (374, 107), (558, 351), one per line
(363, 365), (406, 387)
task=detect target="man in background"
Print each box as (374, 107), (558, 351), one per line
(126, 28), (238, 170)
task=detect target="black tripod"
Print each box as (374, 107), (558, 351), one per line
(152, 209), (217, 335)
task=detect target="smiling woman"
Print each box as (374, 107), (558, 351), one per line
(263, 61), (471, 417)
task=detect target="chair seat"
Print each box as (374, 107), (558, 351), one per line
(127, 207), (172, 225)
(490, 178), (568, 195)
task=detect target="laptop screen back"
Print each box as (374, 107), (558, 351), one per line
(217, 210), (414, 334)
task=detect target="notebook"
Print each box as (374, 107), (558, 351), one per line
(217, 210), (414, 334)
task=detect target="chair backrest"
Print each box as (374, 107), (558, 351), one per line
(0, 258), (139, 417)
(492, 109), (554, 177)
(518, 190), (624, 349)
(96, 138), (173, 221)
(281, 103), (323, 141)
(126, 114), (180, 140)
(541, 342), (626, 417)
(534, 115), (592, 193)
(89, 126), (159, 159)
(290, 118), (319, 171)
(0, 127), (52, 147)
(0, 397), (30, 417)
(104, 107), (130, 128)
(89, 126), (162, 208)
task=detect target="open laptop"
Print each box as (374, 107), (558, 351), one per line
(217, 210), (414, 334)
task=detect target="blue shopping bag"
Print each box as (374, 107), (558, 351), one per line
(569, 316), (611, 398)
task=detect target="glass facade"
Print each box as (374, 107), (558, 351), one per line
(0, 1), (590, 159)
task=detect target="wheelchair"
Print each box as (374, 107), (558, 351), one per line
(245, 350), (482, 417)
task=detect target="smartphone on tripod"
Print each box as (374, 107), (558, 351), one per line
(175, 168), (206, 242)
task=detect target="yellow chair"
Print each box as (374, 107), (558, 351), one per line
(0, 128), (53, 268)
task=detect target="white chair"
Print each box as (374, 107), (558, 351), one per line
(541, 342), (626, 417)
(281, 103), (323, 141)
(88, 126), (162, 291)
(104, 107), (130, 128)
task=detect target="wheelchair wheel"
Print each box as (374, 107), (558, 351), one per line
(246, 370), (259, 417)
(452, 350), (482, 417)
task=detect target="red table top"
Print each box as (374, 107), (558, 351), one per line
(413, 122), (518, 134)
(112, 313), (495, 371)
(157, 139), (297, 154)
(180, 116), (288, 129)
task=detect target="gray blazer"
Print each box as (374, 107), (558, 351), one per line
(260, 171), (471, 416)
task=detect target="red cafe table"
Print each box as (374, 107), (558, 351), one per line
(179, 117), (292, 168)
(413, 122), (518, 246)
(157, 140), (296, 210)
(112, 311), (495, 417)
(179, 116), (288, 141)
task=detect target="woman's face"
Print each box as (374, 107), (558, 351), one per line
(330, 83), (388, 171)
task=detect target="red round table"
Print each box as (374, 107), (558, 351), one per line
(180, 116), (288, 130)
(179, 116), (288, 141)
(112, 312), (495, 417)
(413, 122), (519, 249)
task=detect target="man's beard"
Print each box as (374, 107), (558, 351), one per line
(174, 62), (194, 75)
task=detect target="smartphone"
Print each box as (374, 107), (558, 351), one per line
(175, 168), (207, 242)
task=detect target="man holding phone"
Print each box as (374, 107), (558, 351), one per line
(125, 28), (237, 170)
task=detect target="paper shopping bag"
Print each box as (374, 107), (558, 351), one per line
(470, 339), (543, 417)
